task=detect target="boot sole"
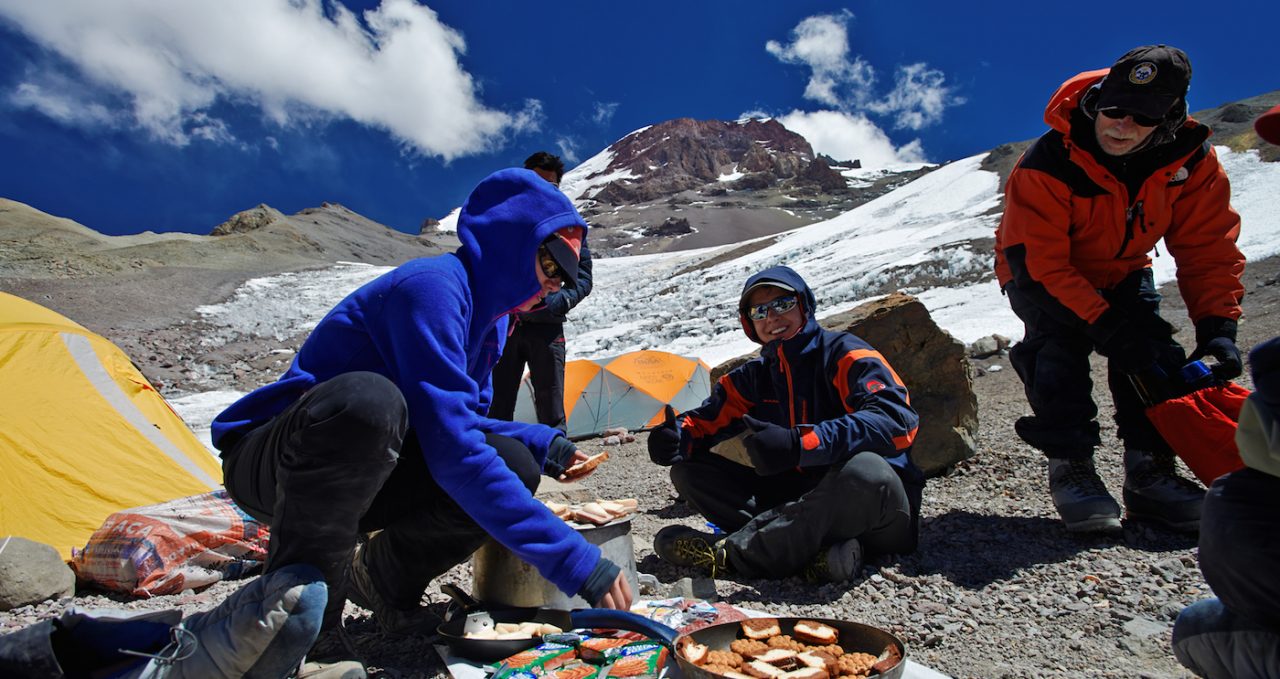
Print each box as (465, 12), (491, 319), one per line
(1062, 515), (1123, 534)
(1124, 510), (1200, 533)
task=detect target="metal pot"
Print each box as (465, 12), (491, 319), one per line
(472, 517), (637, 609)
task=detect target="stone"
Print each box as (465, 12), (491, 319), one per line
(0, 537), (75, 611)
(712, 292), (978, 476)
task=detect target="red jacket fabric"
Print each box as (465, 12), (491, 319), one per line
(994, 70), (1244, 327)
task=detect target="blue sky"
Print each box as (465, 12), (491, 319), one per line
(0, 0), (1276, 237)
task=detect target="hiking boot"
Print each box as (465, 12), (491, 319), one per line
(1046, 458), (1122, 533)
(178, 564), (328, 678)
(347, 544), (441, 636)
(296, 624), (367, 678)
(1123, 449), (1204, 532)
(803, 539), (863, 583)
(653, 525), (730, 576)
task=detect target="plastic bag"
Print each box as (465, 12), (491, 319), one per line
(70, 489), (269, 597)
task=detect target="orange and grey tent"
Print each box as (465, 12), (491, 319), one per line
(512, 350), (712, 438)
(0, 292), (222, 558)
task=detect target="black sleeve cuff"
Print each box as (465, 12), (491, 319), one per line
(1195, 316), (1238, 345)
(576, 557), (621, 606)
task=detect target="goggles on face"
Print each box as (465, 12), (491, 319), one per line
(746, 295), (799, 321)
(1099, 108), (1162, 127)
(537, 244), (565, 282)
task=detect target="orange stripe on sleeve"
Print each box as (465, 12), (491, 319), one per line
(683, 374), (754, 439)
(834, 349), (908, 409)
(800, 428), (821, 451)
(893, 426), (918, 451)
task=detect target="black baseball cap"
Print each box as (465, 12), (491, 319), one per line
(541, 226), (583, 288)
(1095, 45), (1191, 121)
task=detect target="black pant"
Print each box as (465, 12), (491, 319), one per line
(1007, 268), (1183, 459)
(489, 321), (567, 430)
(670, 452), (914, 578)
(221, 372), (540, 626)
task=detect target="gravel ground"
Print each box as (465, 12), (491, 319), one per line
(4, 256), (1280, 678)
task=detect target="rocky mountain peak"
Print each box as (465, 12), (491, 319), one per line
(209, 204), (285, 236)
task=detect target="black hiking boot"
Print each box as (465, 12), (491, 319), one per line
(1047, 458), (1122, 534)
(347, 544), (440, 636)
(653, 526), (730, 576)
(1123, 449), (1204, 532)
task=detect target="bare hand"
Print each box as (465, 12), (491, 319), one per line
(595, 571), (634, 611)
(559, 450), (601, 481)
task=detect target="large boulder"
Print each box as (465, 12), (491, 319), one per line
(0, 537), (75, 610)
(712, 292), (977, 476)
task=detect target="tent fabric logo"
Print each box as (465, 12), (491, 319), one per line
(1128, 62), (1158, 85)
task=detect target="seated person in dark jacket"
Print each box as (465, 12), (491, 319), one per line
(647, 265), (924, 582)
(211, 169), (632, 649)
(1171, 336), (1280, 678)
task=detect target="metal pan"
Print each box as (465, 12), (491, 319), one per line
(570, 610), (906, 679)
(436, 583), (575, 663)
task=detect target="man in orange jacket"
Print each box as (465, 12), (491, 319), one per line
(994, 45), (1244, 534)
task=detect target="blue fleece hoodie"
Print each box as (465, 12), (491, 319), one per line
(211, 168), (599, 598)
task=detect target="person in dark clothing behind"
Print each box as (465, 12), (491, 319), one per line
(489, 152), (593, 431)
(994, 45), (1245, 534)
(1170, 105), (1280, 679)
(647, 266), (924, 582)
(211, 169), (632, 656)
(1171, 338), (1280, 677)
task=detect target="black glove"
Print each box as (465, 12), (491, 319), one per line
(545, 435), (577, 478)
(1189, 316), (1243, 380)
(647, 405), (684, 466)
(741, 415), (801, 476)
(1088, 311), (1156, 374)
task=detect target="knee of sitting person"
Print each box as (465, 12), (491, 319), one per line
(834, 452), (898, 487)
(486, 434), (540, 492)
(315, 372), (408, 437)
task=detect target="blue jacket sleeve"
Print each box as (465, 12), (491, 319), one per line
(370, 275), (598, 597)
(804, 349), (919, 466)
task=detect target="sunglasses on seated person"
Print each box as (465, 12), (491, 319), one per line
(1099, 108), (1163, 127)
(746, 295), (799, 321)
(537, 244), (566, 282)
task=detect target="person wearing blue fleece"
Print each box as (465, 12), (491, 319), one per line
(647, 266), (925, 583)
(212, 169), (633, 643)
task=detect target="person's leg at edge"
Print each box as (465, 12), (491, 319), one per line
(487, 327), (531, 422)
(221, 371), (407, 628)
(1172, 598), (1280, 679)
(525, 322), (568, 431)
(721, 452), (912, 579)
(361, 433), (541, 610)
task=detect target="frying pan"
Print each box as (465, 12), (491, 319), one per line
(436, 583), (574, 663)
(570, 609), (906, 679)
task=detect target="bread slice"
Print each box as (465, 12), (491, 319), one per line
(741, 618), (781, 641)
(572, 502), (613, 525)
(743, 660), (788, 678)
(563, 451), (609, 479)
(780, 667), (828, 679)
(678, 639), (709, 665)
(791, 620), (838, 646)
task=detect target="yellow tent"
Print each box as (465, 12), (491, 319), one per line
(0, 292), (222, 558)
(512, 349), (712, 438)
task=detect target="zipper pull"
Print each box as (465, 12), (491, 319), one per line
(1135, 200), (1146, 234)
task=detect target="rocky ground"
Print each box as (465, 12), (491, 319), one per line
(3, 256), (1280, 678)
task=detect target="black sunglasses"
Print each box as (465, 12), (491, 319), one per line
(1100, 108), (1162, 127)
(746, 295), (799, 321)
(537, 244), (565, 281)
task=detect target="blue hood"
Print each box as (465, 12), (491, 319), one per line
(737, 265), (819, 344)
(456, 168), (587, 334)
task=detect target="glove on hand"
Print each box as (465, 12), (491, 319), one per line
(741, 415), (801, 476)
(1190, 317), (1243, 380)
(647, 405), (684, 466)
(545, 435), (577, 478)
(1093, 318), (1157, 374)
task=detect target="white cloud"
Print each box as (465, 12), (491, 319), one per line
(766, 12), (960, 129)
(0, 0), (537, 158)
(9, 81), (116, 128)
(556, 136), (581, 164)
(866, 63), (965, 131)
(773, 110), (926, 167)
(592, 102), (619, 125)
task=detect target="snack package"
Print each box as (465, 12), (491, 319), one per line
(601, 643), (668, 678)
(492, 642), (577, 679)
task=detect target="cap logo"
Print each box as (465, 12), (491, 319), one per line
(1128, 62), (1157, 85)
